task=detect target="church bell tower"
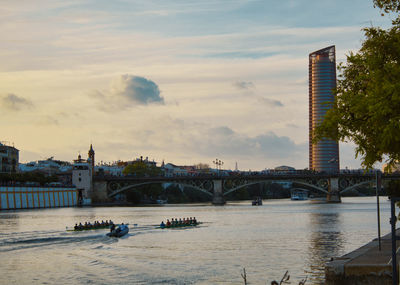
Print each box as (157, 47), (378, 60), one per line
(88, 144), (95, 170)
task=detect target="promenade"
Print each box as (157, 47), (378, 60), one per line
(326, 229), (399, 284)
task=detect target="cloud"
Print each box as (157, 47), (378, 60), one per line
(0, 93), (33, 111)
(90, 75), (164, 111)
(258, 97), (284, 107)
(203, 126), (300, 159)
(234, 81), (254, 90)
(111, 75), (164, 105)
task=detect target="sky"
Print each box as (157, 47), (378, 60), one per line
(0, 0), (394, 170)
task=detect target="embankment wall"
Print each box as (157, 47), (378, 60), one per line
(0, 186), (78, 210)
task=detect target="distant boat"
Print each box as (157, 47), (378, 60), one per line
(252, 196), (263, 206)
(156, 199), (168, 205)
(291, 189), (308, 200)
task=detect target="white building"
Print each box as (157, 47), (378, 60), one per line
(163, 163), (188, 177)
(19, 157), (72, 175)
(72, 146), (95, 205)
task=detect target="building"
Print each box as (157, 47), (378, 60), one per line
(162, 163), (188, 177)
(273, 165), (296, 173)
(19, 157), (72, 176)
(0, 142), (19, 173)
(72, 146), (95, 204)
(309, 46), (339, 173)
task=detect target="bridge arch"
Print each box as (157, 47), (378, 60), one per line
(108, 181), (213, 198)
(222, 180), (328, 197)
(340, 180), (374, 194)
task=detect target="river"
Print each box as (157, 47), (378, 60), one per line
(0, 197), (391, 284)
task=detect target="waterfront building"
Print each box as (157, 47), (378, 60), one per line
(19, 157), (72, 175)
(0, 185), (78, 210)
(162, 163), (188, 177)
(0, 142), (19, 173)
(309, 46), (340, 173)
(273, 165), (296, 173)
(72, 145), (95, 204)
(131, 156), (157, 167)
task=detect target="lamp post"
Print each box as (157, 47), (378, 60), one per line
(376, 170), (382, 251)
(213, 159), (224, 176)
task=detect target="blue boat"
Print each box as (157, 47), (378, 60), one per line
(291, 189), (308, 200)
(107, 225), (129, 237)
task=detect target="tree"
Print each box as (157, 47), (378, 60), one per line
(314, 0), (400, 169)
(122, 161), (161, 177)
(195, 163), (210, 173)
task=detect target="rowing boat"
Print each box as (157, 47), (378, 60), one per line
(66, 225), (110, 232)
(158, 222), (201, 229)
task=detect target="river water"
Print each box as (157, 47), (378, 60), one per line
(0, 197), (391, 285)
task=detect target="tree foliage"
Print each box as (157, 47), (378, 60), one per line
(122, 161), (161, 177)
(314, 0), (400, 169)
(0, 172), (58, 185)
(374, 0), (400, 14)
(195, 163), (210, 173)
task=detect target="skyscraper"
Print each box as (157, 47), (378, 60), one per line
(309, 46), (339, 173)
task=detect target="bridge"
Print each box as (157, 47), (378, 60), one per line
(92, 172), (400, 205)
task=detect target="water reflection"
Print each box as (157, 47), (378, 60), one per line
(306, 208), (345, 284)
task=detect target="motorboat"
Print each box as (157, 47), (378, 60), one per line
(107, 225), (129, 237)
(252, 197), (262, 206)
(291, 189), (308, 200)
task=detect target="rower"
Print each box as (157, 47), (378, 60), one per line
(166, 219), (171, 227)
(74, 223), (78, 230)
(160, 221), (165, 228)
(110, 223), (116, 232)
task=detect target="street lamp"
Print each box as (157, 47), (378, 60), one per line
(213, 158), (224, 176)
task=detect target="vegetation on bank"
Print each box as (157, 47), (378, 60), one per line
(313, 0), (400, 170)
(241, 269), (307, 285)
(0, 172), (58, 186)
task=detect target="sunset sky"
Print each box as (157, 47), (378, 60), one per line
(0, 0), (392, 170)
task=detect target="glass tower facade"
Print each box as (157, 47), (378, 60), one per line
(309, 46), (339, 173)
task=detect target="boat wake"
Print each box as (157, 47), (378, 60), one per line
(0, 223), (205, 252)
(0, 230), (109, 252)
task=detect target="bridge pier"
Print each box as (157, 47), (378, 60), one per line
(92, 181), (110, 203)
(327, 177), (341, 203)
(212, 180), (226, 205)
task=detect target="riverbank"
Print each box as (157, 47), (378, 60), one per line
(325, 229), (399, 284)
